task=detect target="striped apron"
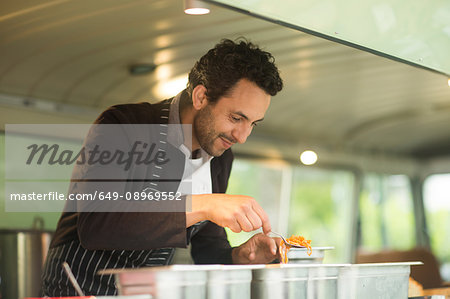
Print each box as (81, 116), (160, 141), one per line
(41, 240), (174, 296)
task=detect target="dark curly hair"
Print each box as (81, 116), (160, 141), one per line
(186, 38), (283, 103)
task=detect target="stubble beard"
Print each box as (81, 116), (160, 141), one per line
(194, 105), (226, 157)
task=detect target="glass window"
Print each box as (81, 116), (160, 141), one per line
(423, 174), (450, 281)
(0, 132), (70, 230)
(225, 158), (285, 246)
(226, 158), (355, 263)
(359, 174), (415, 251)
(288, 167), (355, 263)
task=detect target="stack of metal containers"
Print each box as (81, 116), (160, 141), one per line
(106, 261), (420, 299)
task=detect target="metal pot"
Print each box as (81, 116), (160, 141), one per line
(0, 217), (52, 299)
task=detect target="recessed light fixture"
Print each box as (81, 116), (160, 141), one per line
(300, 150), (318, 165)
(184, 0), (210, 15)
(129, 63), (157, 75)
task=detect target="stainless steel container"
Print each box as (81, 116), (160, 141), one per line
(107, 262), (419, 299)
(109, 265), (211, 299)
(337, 262), (421, 299)
(251, 264), (347, 299)
(287, 247), (334, 264)
(252, 264), (309, 299)
(109, 264), (261, 299)
(153, 265), (208, 299)
(0, 219), (52, 299)
(207, 265), (261, 299)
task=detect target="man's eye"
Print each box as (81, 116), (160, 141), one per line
(231, 116), (241, 122)
(251, 123), (258, 127)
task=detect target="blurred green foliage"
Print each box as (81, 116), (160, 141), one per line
(428, 209), (450, 262)
(0, 133), (65, 230)
(423, 175), (450, 274)
(359, 174), (415, 251)
(288, 169), (354, 263)
(225, 159), (283, 247)
(226, 159), (354, 263)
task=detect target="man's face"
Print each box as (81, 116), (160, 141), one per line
(194, 79), (271, 157)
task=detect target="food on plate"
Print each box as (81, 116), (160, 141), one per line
(279, 235), (312, 264)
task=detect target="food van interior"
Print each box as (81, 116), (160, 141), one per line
(0, 0), (449, 298)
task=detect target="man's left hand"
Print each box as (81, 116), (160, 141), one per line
(231, 233), (280, 264)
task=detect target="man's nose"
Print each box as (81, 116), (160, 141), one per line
(232, 124), (253, 144)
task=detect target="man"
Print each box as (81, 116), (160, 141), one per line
(42, 38), (283, 296)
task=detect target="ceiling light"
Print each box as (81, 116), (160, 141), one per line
(300, 150), (318, 165)
(448, 78), (450, 87)
(184, 0), (210, 15)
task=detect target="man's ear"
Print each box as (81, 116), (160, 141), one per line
(192, 85), (208, 111)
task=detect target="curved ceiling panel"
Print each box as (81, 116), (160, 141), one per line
(1, 0), (449, 160)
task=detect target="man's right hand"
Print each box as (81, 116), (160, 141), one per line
(187, 194), (271, 234)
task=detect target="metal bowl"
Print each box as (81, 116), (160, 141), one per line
(287, 246), (334, 264)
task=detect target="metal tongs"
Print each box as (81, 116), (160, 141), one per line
(270, 231), (306, 248)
